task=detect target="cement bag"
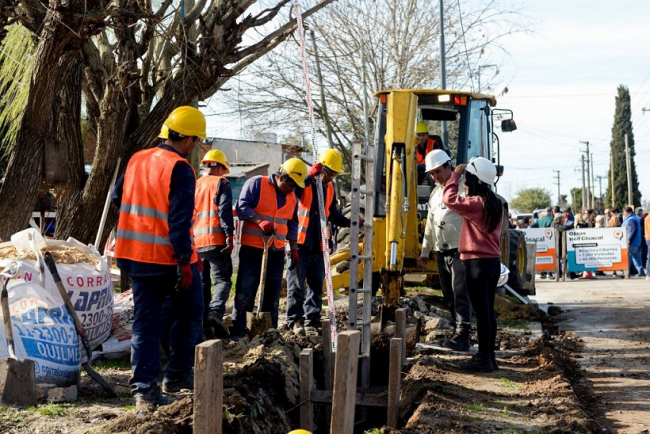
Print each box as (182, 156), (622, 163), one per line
(0, 261), (82, 387)
(91, 290), (133, 360)
(0, 229), (115, 350)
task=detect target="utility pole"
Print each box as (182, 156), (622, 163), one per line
(610, 152), (615, 208)
(439, 0), (448, 148)
(590, 153), (595, 209)
(625, 133), (633, 206)
(581, 154), (586, 211)
(553, 170), (561, 208)
(596, 175), (605, 211)
(310, 30), (334, 151)
(579, 140), (591, 208)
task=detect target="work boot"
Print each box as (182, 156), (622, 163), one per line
(491, 353), (499, 371)
(292, 322), (305, 336)
(134, 386), (169, 412)
(442, 332), (470, 352)
(458, 354), (494, 373)
(162, 373), (194, 394)
(205, 316), (230, 339)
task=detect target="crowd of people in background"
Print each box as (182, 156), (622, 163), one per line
(508, 204), (649, 280)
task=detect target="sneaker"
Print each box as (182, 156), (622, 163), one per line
(205, 316), (230, 339)
(458, 354), (494, 373)
(162, 373), (194, 393)
(134, 387), (169, 411)
(442, 332), (470, 352)
(292, 322), (305, 336)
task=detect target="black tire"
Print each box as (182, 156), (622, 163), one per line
(507, 229), (527, 293)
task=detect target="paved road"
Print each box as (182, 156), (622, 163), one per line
(531, 275), (650, 433)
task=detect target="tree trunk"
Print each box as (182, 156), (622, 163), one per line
(0, 12), (83, 241)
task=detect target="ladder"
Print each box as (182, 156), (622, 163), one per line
(347, 54), (375, 388)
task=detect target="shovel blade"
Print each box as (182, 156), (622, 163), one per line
(246, 312), (272, 337)
(0, 358), (37, 406)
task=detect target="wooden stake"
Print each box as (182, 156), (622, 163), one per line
(299, 348), (314, 432)
(321, 318), (333, 389)
(193, 339), (223, 434)
(331, 331), (360, 433)
(387, 338), (403, 428)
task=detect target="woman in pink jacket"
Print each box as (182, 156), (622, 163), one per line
(443, 157), (503, 373)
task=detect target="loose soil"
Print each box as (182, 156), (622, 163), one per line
(0, 290), (603, 433)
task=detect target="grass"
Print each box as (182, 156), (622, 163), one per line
(466, 402), (485, 412)
(499, 406), (510, 417)
(93, 358), (132, 371)
(122, 405), (135, 411)
(364, 429), (381, 434)
(497, 377), (522, 389)
(498, 318), (530, 329)
(0, 406), (22, 423)
(27, 404), (69, 417)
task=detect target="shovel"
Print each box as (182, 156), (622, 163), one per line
(43, 252), (118, 397)
(246, 234), (274, 337)
(0, 270), (37, 406)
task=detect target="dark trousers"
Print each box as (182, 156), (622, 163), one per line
(646, 240), (650, 272)
(464, 257), (500, 357)
(286, 246), (326, 328)
(129, 265), (203, 393)
(436, 249), (472, 335)
(199, 248), (233, 321)
(231, 244), (285, 338)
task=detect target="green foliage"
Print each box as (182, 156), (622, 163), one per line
(510, 188), (552, 213)
(606, 85), (642, 208)
(467, 402), (485, 412)
(0, 25), (35, 161)
(249, 401), (265, 419)
(497, 378), (522, 389)
(27, 404), (69, 417)
(570, 187), (583, 213)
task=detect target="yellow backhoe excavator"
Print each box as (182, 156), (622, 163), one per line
(331, 89), (531, 315)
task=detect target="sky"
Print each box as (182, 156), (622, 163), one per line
(494, 1), (650, 209)
(203, 0), (650, 210)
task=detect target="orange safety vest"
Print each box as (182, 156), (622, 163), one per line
(115, 148), (199, 265)
(194, 175), (228, 248)
(297, 182), (335, 245)
(416, 137), (440, 164)
(240, 176), (296, 250)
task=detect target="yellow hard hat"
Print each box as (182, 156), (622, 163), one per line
(287, 430), (312, 434)
(281, 158), (308, 188)
(416, 121), (429, 134)
(164, 106), (207, 139)
(202, 149), (230, 174)
(159, 124), (169, 139)
(318, 149), (343, 174)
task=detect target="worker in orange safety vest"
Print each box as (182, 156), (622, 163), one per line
(112, 106), (205, 411)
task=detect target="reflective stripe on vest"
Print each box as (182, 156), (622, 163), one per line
(115, 148), (198, 265)
(240, 177), (296, 249)
(416, 137), (437, 164)
(297, 182), (335, 245)
(194, 175), (227, 248)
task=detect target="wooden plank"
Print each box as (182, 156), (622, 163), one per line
(299, 348), (314, 432)
(395, 308), (407, 364)
(387, 338), (403, 428)
(311, 389), (387, 408)
(321, 319), (333, 390)
(193, 339), (223, 434)
(331, 331), (360, 433)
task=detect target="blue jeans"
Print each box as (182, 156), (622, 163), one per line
(199, 248), (233, 321)
(286, 246), (325, 328)
(129, 264), (203, 394)
(629, 244), (646, 275)
(231, 244), (285, 338)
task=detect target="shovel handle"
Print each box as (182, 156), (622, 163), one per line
(1, 280), (16, 359)
(43, 252), (92, 356)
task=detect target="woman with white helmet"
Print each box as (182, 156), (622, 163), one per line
(442, 156), (503, 373)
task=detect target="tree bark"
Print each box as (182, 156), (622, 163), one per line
(0, 11), (83, 241)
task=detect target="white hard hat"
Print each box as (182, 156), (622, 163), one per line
(498, 263), (509, 287)
(425, 149), (451, 173)
(466, 157), (497, 184)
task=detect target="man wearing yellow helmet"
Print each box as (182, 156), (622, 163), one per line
(231, 158), (308, 340)
(112, 106), (206, 410)
(415, 121), (444, 183)
(286, 149), (354, 335)
(194, 149), (234, 340)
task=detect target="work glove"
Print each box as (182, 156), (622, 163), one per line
(289, 249), (299, 271)
(221, 236), (234, 254)
(309, 162), (323, 177)
(176, 263), (193, 292)
(258, 220), (274, 235)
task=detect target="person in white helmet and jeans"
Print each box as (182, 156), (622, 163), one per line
(419, 150), (472, 351)
(443, 157), (503, 373)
